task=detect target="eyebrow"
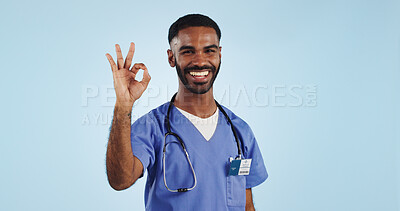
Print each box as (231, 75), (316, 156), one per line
(178, 44), (219, 52)
(204, 44), (219, 50)
(179, 45), (195, 51)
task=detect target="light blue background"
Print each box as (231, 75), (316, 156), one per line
(1, 0), (399, 210)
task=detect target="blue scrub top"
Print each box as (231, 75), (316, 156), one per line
(131, 102), (268, 211)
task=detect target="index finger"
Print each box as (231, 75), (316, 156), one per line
(139, 66), (151, 88)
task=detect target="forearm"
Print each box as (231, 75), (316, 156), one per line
(246, 204), (255, 211)
(246, 188), (255, 211)
(106, 103), (135, 190)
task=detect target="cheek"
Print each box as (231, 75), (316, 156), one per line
(176, 57), (190, 68)
(211, 56), (221, 66)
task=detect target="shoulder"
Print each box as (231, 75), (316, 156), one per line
(217, 105), (254, 141)
(219, 105), (263, 160)
(132, 102), (170, 128)
(218, 104), (253, 134)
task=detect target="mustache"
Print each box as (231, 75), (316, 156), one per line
(184, 65), (216, 72)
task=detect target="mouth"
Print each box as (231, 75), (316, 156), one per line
(187, 70), (210, 83)
(189, 70), (209, 77)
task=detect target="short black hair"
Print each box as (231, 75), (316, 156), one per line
(168, 14), (221, 44)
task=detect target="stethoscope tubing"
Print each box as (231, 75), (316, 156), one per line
(162, 93), (243, 193)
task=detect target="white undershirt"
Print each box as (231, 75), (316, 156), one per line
(176, 107), (219, 141)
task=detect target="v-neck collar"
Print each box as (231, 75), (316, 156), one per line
(171, 105), (220, 142)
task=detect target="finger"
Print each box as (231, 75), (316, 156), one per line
(130, 63), (146, 75)
(115, 44), (124, 70)
(140, 66), (151, 88)
(105, 53), (117, 72)
(124, 42), (135, 69)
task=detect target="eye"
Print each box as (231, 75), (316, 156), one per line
(182, 50), (194, 55)
(206, 49), (216, 53)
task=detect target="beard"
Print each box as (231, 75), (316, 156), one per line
(175, 59), (221, 94)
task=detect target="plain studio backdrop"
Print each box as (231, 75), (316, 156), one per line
(1, 0), (399, 210)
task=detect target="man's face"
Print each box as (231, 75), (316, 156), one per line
(168, 26), (222, 94)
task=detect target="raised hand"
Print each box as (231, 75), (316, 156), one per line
(106, 42), (151, 108)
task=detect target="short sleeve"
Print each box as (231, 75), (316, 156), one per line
(130, 114), (157, 176)
(243, 131), (268, 189)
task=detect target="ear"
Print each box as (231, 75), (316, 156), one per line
(167, 49), (175, 67)
(219, 46), (222, 59)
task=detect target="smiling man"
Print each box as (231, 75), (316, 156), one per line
(105, 14), (268, 211)
(170, 26), (221, 95)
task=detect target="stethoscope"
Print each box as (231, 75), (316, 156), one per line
(162, 93), (243, 193)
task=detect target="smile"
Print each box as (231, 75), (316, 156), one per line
(189, 71), (209, 77)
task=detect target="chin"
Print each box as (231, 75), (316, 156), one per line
(185, 83), (212, 95)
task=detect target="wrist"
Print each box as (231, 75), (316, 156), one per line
(114, 102), (133, 117)
(115, 99), (134, 110)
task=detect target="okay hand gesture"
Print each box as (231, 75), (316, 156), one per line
(106, 42), (151, 108)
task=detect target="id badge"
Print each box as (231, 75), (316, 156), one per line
(228, 158), (252, 176)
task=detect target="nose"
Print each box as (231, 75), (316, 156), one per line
(191, 52), (207, 67)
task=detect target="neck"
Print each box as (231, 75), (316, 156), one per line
(174, 87), (217, 118)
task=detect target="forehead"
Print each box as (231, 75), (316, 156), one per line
(171, 26), (219, 49)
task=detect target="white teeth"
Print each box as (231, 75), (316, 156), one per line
(189, 71), (209, 76)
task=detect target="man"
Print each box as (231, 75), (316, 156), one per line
(105, 14), (268, 211)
